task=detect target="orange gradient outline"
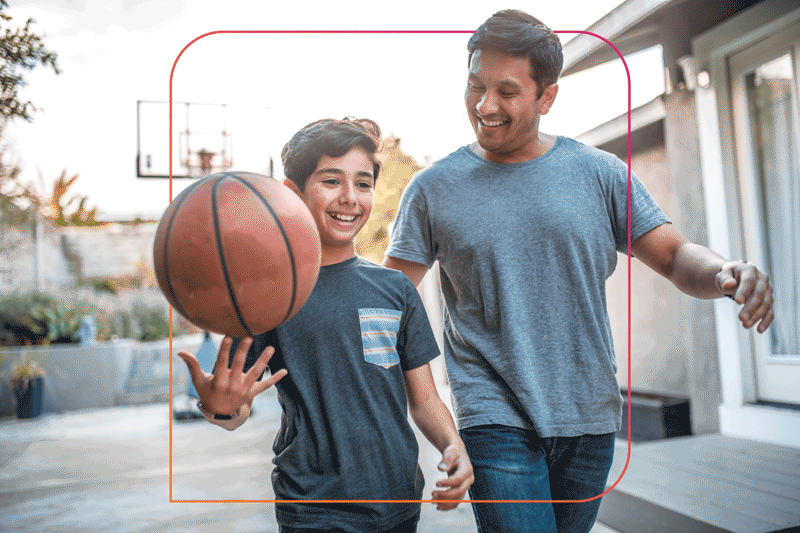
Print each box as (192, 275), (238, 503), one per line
(167, 29), (633, 504)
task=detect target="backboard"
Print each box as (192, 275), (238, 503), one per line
(137, 100), (233, 179)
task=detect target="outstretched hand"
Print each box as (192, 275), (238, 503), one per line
(716, 261), (774, 333)
(431, 443), (474, 511)
(177, 336), (287, 417)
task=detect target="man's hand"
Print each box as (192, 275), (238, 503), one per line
(177, 337), (287, 417)
(431, 443), (474, 511)
(716, 261), (774, 333)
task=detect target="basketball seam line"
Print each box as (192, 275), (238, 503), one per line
(162, 178), (205, 325)
(212, 174), (254, 337)
(227, 174), (298, 327)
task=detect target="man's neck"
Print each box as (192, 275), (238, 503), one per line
(471, 133), (557, 164)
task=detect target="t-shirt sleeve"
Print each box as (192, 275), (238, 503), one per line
(385, 174), (437, 267)
(396, 276), (440, 371)
(607, 161), (672, 254)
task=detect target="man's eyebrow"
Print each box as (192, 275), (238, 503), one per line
(498, 79), (523, 89)
(467, 73), (523, 89)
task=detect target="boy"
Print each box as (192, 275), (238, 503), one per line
(178, 117), (473, 533)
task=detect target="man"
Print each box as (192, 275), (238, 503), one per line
(382, 9), (774, 533)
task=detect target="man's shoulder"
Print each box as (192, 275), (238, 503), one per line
(557, 136), (626, 171)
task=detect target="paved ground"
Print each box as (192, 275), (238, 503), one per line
(0, 385), (619, 533)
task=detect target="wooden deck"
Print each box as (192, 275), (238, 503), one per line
(598, 435), (800, 533)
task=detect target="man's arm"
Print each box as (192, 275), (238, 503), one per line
(631, 223), (774, 333)
(382, 256), (429, 287)
(404, 363), (473, 510)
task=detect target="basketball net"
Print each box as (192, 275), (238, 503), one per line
(184, 147), (233, 178)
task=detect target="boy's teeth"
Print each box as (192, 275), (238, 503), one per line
(331, 213), (356, 222)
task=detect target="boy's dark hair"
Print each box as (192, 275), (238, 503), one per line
(281, 117), (382, 191)
(467, 9), (563, 98)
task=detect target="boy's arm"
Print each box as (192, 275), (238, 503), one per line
(178, 337), (287, 431)
(404, 363), (474, 510)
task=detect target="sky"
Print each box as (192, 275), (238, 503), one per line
(4, 0), (664, 220)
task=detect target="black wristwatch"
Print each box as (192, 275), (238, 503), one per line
(197, 401), (236, 420)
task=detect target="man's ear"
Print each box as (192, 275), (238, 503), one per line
(538, 83), (558, 115)
(284, 179), (302, 197)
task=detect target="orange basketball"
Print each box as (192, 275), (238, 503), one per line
(153, 171), (321, 337)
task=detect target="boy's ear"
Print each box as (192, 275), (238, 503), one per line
(284, 179), (302, 197)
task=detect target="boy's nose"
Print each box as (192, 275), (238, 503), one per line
(339, 182), (357, 204)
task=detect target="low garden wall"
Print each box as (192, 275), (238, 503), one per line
(0, 333), (205, 416)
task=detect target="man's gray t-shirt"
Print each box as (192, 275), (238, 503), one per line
(246, 256), (439, 531)
(386, 136), (671, 438)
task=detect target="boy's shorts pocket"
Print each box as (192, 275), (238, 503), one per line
(358, 308), (402, 369)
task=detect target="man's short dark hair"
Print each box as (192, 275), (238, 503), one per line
(281, 117), (382, 191)
(468, 9), (563, 98)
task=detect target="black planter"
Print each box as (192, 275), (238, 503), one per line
(14, 377), (44, 419)
(617, 389), (692, 442)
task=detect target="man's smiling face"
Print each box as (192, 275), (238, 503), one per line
(465, 48), (556, 164)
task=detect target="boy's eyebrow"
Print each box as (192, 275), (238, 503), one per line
(314, 167), (374, 180)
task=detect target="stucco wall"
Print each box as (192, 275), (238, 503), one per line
(605, 145), (690, 397)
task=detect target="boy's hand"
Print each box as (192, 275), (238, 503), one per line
(431, 443), (474, 511)
(178, 336), (287, 417)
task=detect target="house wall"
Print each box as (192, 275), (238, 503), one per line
(603, 91), (722, 435)
(662, 90), (722, 435)
(605, 144), (690, 399)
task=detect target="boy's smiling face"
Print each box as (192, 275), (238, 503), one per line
(286, 146), (375, 265)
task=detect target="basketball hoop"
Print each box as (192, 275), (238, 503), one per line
(137, 101), (233, 179)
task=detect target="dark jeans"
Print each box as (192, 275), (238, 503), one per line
(278, 511), (419, 533)
(460, 425), (615, 533)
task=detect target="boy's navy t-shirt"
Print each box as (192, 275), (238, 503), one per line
(246, 256), (439, 531)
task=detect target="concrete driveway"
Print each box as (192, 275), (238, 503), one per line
(1, 386), (618, 532)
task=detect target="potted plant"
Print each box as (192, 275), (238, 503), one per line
(11, 359), (45, 418)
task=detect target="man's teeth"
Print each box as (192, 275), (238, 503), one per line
(481, 118), (507, 127)
(331, 213), (357, 222)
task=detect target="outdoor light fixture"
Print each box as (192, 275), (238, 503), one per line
(697, 70), (711, 89)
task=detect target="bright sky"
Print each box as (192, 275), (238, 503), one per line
(5, 0), (664, 220)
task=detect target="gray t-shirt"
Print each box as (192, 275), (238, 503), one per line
(244, 256), (439, 531)
(386, 137), (671, 438)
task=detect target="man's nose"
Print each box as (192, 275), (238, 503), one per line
(477, 92), (499, 115)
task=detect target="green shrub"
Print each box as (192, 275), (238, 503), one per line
(0, 288), (200, 345)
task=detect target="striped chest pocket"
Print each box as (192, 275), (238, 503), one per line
(358, 308), (402, 369)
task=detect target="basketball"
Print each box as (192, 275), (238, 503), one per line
(153, 171), (321, 337)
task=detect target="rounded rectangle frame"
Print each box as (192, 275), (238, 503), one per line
(165, 29), (635, 506)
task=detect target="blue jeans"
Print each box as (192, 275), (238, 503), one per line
(460, 425), (615, 533)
